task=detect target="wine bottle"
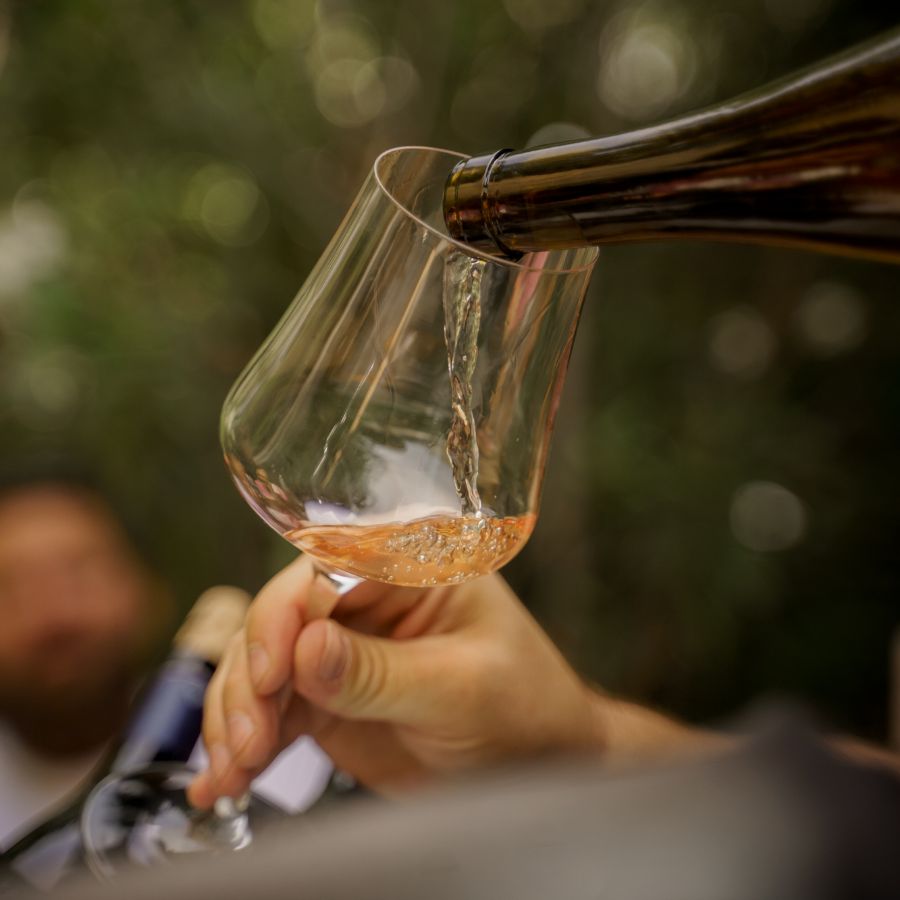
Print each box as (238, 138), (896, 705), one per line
(443, 27), (900, 263)
(0, 586), (250, 894)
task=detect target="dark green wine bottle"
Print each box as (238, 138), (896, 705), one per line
(444, 27), (900, 263)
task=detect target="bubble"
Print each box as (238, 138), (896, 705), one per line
(729, 481), (807, 552)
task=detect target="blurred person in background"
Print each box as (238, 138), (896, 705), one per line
(0, 465), (173, 848)
(0, 465), (337, 852)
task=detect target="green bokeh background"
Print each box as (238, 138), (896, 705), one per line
(1, 0), (897, 739)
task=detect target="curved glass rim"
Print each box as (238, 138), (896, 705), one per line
(373, 145), (599, 275)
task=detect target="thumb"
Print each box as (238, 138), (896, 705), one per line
(293, 618), (446, 725)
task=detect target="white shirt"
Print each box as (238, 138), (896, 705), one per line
(0, 722), (334, 851)
(0, 723), (104, 850)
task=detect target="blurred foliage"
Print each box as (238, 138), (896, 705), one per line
(0, 0), (897, 737)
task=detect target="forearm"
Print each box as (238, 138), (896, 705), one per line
(584, 686), (900, 775)
(585, 687), (724, 762)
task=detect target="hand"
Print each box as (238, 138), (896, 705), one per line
(187, 555), (599, 807)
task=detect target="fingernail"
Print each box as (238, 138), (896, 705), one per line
(318, 623), (349, 682)
(308, 573), (341, 619)
(226, 712), (255, 752)
(210, 742), (232, 781)
(248, 643), (270, 688)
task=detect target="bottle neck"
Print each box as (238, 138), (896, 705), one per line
(444, 27), (900, 263)
(105, 652), (214, 775)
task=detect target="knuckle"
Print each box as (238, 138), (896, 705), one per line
(344, 639), (389, 713)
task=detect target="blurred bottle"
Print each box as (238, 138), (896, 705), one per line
(444, 28), (900, 263)
(0, 586), (250, 893)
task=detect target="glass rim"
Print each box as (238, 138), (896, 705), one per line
(373, 145), (599, 275)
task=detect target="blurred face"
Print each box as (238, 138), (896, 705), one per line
(0, 485), (151, 725)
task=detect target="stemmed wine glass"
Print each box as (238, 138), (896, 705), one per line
(79, 146), (596, 879)
(221, 146), (596, 591)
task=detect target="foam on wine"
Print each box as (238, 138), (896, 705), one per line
(285, 513), (535, 586)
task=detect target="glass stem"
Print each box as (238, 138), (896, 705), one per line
(315, 565), (363, 597)
(210, 795), (252, 850)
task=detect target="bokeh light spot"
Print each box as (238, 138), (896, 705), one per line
(730, 481), (807, 552)
(305, 14), (379, 76)
(0, 198), (68, 299)
(252, 0), (316, 48)
(597, 13), (697, 121)
(707, 306), (776, 380)
(314, 58), (385, 127)
(12, 349), (88, 429)
(793, 280), (867, 357)
(502, 0), (587, 31)
(184, 164), (268, 246)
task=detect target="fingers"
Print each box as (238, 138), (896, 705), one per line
(243, 556), (340, 696)
(187, 632), (278, 807)
(189, 556), (347, 809)
(292, 618), (449, 725)
(337, 587), (431, 637)
(313, 719), (429, 791)
(186, 769), (219, 809)
(222, 631), (282, 768)
(188, 692), (328, 809)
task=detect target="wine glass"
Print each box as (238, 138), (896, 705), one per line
(221, 146), (597, 591)
(80, 146), (596, 880)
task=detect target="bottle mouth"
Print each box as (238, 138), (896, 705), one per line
(372, 146), (597, 275)
(442, 150), (519, 258)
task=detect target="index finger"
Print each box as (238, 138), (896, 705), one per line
(244, 555), (338, 695)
